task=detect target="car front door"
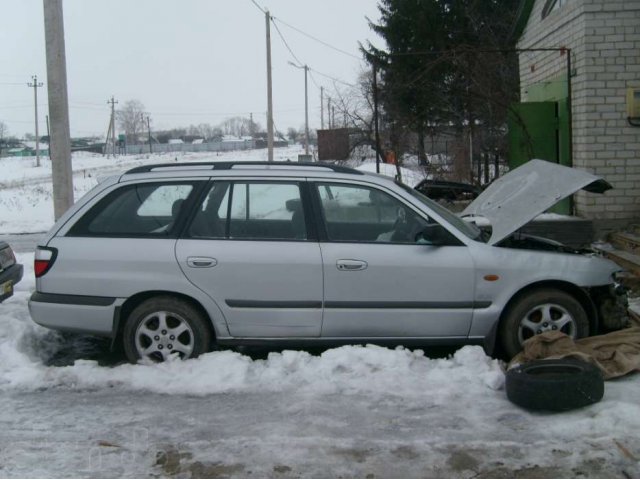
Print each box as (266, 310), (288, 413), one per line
(176, 179), (323, 338)
(314, 181), (476, 339)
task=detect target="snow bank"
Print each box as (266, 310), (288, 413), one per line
(44, 343), (503, 397)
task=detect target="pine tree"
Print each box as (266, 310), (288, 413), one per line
(364, 0), (520, 163)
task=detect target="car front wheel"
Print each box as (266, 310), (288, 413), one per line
(123, 296), (211, 363)
(500, 289), (589, 358)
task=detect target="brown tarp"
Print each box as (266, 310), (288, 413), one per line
(509, 327), (640, 380)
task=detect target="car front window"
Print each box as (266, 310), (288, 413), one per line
(316, 182), (429, 244)
(396, 181), (484, 241)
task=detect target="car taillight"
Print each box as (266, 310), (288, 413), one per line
(34, 247), (57, 278)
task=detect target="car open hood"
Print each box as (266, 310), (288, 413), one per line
(462, 159), (611, 245)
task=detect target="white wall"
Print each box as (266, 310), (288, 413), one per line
(518, 0), (640, 223)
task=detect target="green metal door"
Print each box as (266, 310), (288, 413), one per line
(508, 101), (570, 214)
(508, 102), (558, 168)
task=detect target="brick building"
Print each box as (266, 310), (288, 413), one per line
(514, 0), (640, 232)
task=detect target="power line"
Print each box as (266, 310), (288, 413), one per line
(249, 0), (265, 14)
(150, 108), (305, 117)
(71, 100), (109, 106)
(270, 18), (305, 68)
(272, 16), (361, 60)
(308, 67), (355, 87)
(63, 104), (306, 116)
(270, 17), (354, 89)
(69, 104), (106, 110)
(308, 70), (322, 90)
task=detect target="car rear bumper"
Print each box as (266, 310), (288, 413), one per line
(0, 263), (23, 303)
(28, 292), (119, 336)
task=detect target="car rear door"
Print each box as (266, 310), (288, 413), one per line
(176, 179), (323, 337)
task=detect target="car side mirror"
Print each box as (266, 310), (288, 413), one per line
(416, 224), (458, 246)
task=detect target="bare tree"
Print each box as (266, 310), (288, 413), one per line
(329, 69), (388, 157)
(287, 127), (298, 143)
(195, 123), (216, 140)
(218, 116), (261, 137)
(116, 99), (146, 144)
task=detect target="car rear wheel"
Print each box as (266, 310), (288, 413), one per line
(123, 296), (211, 363)
(500, 289), (589, 359)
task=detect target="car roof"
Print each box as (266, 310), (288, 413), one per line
(117, 161), (400, 185)
(125, 161), (363, 176)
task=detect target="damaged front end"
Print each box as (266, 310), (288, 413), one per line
(589, 283), (630, 332)
(498, 232), (631, 333)
(497, 232), (591, 254)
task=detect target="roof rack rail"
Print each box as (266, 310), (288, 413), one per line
(125, 161), (364, 175)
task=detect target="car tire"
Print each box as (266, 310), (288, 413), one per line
(123, 296), (211, 363)
(500, 289), (589, 359)
(506, 359), (604, 411)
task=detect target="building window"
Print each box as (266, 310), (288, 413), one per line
(542, 0), (567, 19)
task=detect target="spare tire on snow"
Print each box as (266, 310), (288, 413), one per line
(506, 359), (604, 411)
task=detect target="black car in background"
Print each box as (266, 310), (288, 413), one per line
(414, 179), (482, 211)
(0, 241), (23, 303)
(414, 179), (482, 201)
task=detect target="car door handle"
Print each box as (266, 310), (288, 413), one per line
(187, 257), (218, 268)
(336, 259), (368, 271)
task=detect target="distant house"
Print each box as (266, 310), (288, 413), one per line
(7, 147), (30, 157)
(6, 142), (49, 157)
(513, 0), (640, 229)
(168, 139), (184, 145)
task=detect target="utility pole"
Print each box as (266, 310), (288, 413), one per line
(265, 10), (274, 161)
(147, 115), (152, 154)
(27, 75), (44, 167)
(327, 97), (332, 129)
(289, 62), (310, 155)
(45, 114), (50, 159)
(141, 113), (152, 154)
(107, 96), (118, 156)
(304, 65), (309, 155)
(320, 86), (324, 130)
(43, 0), (73, 220)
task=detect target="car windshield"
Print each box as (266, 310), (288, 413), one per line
(395, 181), (485, 242)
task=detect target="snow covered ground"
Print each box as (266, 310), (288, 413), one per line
(1, 148), (640, 477)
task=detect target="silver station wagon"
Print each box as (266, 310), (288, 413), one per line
(29, 160), (628, 362)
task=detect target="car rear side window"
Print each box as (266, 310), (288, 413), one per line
(188, 181), (307, 241)
(68, 182), (196, 237)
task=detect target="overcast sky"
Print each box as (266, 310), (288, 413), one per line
(1, 0), (383, 139)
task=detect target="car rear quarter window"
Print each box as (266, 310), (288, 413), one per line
(68, 182), (196, 237)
